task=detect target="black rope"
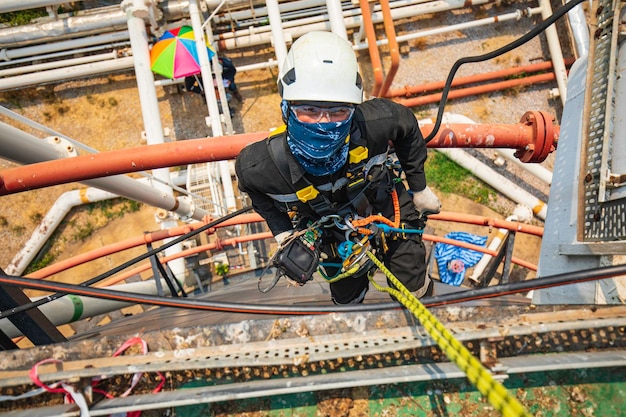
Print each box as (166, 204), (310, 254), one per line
(2, 262), (625, 317)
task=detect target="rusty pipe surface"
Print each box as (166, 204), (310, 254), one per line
(98, 231), (274, 287)
(386, 59), (575, 98)
(26, 213), (265, 280)
(397, 72), (557, 108)
(428, 211), (544, 237)
(378, 0), (400, 98)
(0, 115), (558, 195)
(0, 132), (265, 195)
(359, 0), (384, 97)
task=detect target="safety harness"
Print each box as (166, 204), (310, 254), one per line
(257, 128), (426, 291)
(266, 126), (388, 218)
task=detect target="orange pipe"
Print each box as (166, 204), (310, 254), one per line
(0, 114), (557, 195)
(428, 211), (544, 236)
(378, 0), (400, 98)
(25, 210), (542, 284)
(0, 132), (266, 196)
(100, 231), (536, 287)
(397, 72), (557, 107)
(359, 0), (384, 97)
(26, 213), (265, 280)
(386, 59), (575, 98)
(98, 231), (274, 287)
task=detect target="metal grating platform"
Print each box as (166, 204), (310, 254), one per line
(581, 0), (626, 241)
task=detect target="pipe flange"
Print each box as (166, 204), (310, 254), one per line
(514, 110), (556, 163)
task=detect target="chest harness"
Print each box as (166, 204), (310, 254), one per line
(266, 126), (388, 218)
(258, 127), (424, 292)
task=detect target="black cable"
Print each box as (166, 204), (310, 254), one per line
(2, 263), (625, 318)
(0, 206), (253, 318)
(424, 0), (587, 143)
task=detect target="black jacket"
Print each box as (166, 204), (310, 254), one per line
(235, 98), (428, 235)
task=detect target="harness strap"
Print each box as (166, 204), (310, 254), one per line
(266, 132), (390, 217)
(267, 134), (337, 216)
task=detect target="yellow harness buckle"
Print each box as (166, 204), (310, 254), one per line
(296, 185), (319, 203)
(349, 146), (368, 164)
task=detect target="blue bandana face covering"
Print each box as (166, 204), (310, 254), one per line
(281, 100), (352, 176)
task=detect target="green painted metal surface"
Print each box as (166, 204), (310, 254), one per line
(175, 367), (626, 416)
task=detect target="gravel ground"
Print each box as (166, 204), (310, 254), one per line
(0, 0), (573, 280)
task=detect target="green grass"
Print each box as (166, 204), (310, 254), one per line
(425, 150), (495, 207)
(24, 197), (144, 273)
(0, 9), (47, 26)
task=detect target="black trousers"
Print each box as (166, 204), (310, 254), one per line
(328, 183), (428, 304)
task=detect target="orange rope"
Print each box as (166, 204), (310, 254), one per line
(351, 188), (401, 229)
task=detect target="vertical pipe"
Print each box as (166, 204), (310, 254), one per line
(326, 0), (348, 40)
(190, 0), (237, 214)
(266, 0), (289, 71)
(538, 0), (568, 105)
(359, 0), (384, 97)
(122, 0), (184, 279)
(567, 1), (589, 58)
(378, 0), (400, 97)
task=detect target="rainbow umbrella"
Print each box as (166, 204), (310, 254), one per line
(150, 26), (216, 79)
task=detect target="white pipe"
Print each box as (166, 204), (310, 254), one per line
(266, 0), (289, 72)
(0, 120), (209, 220)
(123, 0), (185, 280)
(0, 279), (173, 339)
(220, 161), (237, 212)
(190, 0), (239, 218)
(0, 0), (78, 13)
(567, 1), (589, 58)
(437, 147), (548, 220)
(210, 0), (331, 25)
(5, 172), (189, 276)
(0, 0), (539, 91)
(0, 56), (135, 91)
(494, 149), (553, 186)
(0, 51), (119, 77)
(326, 0), (348, 40)
(538, 0), (568, 105)
(5, 188), (116, 276)
(0, 8), (128, 46)
(0, 31), (130, 62)
(353, 7), (542, 50)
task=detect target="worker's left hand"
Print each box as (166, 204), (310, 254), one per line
(412, 186), (441, 217)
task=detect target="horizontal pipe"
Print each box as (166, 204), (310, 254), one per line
(27, 208), (542, 284)
(428, 211), (544, 237)
(397, 73), (557, 107)
(386, 59), (575, 98)
(424, 234), (537, 271)
(98, 231), (275, 287)
(0, 117), (557, 195)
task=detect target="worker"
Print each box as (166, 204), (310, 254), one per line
(184, 56), (242, 102)
(234, 31), (441, 304)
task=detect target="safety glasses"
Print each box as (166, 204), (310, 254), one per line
(291, 104), (355, 123)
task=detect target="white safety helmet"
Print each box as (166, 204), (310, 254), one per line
(278, 31), (363, 104)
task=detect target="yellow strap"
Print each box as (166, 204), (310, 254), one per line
(366, 252), (533, 417)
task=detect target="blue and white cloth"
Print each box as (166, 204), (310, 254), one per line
(434, 231), (488, 286)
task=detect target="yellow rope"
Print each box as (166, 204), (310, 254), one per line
(366, 252), (533, 417)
